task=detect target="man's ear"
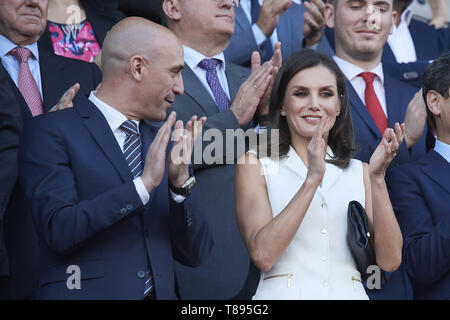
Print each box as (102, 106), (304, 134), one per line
(427, 90), (442, 117)
(129, 55), (146, 81)
(163, 0), (182, 21)
(389, 11), (397, 35)
(324, 3), (335, 29)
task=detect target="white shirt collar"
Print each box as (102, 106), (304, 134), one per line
(401, 6), (413, 27)
(0, 34), (39, 62)
(434, 139), (450, 163)
(333, 55), (384, 85)
(183, 45), (226, 71)
(88, 91), (140, 134)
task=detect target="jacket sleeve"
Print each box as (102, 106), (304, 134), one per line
(386, 167), (450, 284)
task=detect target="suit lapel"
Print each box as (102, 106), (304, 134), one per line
(76, 98), (132, 183)
(234, 5), (250, 30)
(1, 64), (32, 120)
(420, 150), (450, 195)
(38, 47), (65, 112)
(276, 12), (293, 56)
(383, 71), (404, 129)
(181, 65), (219, 116)
(347, 79), (381, 138)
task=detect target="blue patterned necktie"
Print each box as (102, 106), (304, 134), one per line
(250, 0), (274, 58)
(120, 120), (154, 298)
(198, 58), (230, 111)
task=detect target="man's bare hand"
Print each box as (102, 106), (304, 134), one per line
(251, 42), (282, 119)
(230, 61), (273, 126)
(49, 83), (80, 112)
(302, 0), (326, 47)
(168, 115), (206, 188)
(257, 0), (292, 38)
(140, 111), (177, 193)
(404, 89), (427, 148)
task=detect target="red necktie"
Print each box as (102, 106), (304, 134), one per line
(8, 47), (44, 116)
(359, 72), (388, 135)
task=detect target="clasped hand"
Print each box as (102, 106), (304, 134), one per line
(140, 112), (206, 192)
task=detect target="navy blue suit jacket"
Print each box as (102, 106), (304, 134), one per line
(386, 150), (450, 299)
(17, 97), (213, 299)
(225, 2), (332, 66)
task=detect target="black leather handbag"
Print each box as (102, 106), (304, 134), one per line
(347, 200), (377, 282)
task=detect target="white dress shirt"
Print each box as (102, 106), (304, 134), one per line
(0, 34), (43, 98)
(88, 91), (185, 205)
(434, 139), (450, 163)
(333, 56), (388, 117)
(387, 6), (416, 63)
(184, 45), (231, 102)
(240, 0), (302, 48)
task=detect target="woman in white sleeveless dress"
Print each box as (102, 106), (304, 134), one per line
(235, 50), (403, 300)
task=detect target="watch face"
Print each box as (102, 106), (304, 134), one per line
(182, 176), (196, 189)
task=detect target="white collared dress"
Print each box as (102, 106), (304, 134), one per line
(252, 146), (369, 300)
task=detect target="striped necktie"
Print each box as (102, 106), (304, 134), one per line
(120, 120), (143, 179)
(120, 120), (154, 298)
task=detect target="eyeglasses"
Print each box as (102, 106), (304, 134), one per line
(210, 0), (239, 7)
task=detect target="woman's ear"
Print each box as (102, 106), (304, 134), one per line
(280, 106), (287, 116)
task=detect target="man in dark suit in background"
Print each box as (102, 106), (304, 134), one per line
(0, 0), (101, 299)
(387, 53), (450, 300)
(324, 0), (428, 299)
(162, 0), (275, 299)
(224, 0), (333, 67)
(18, 17), (212, 299)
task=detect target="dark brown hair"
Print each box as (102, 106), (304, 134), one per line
(266, 49), (356, 169)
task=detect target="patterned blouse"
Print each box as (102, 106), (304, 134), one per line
(48, 20), (100, 63)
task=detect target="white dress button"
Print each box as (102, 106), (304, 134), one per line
(321, 203), (327, 208)
(321, 228), (327, 234)
(323, 281), (329, 286)
(321, 257), (327, 261)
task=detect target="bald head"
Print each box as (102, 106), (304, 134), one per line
(101, 17), (181, 81)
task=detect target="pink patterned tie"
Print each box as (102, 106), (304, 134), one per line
(8, 47), (44, 116)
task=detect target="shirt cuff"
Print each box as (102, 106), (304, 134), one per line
(252, 23), (268, 47)
(169, 189), (186, 204)
(134, 177), (150, 205)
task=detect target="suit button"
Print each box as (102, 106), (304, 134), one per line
(120, 208), (127, 214)
(126, 204), (133, 210)
(137, 271), (146, 279)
